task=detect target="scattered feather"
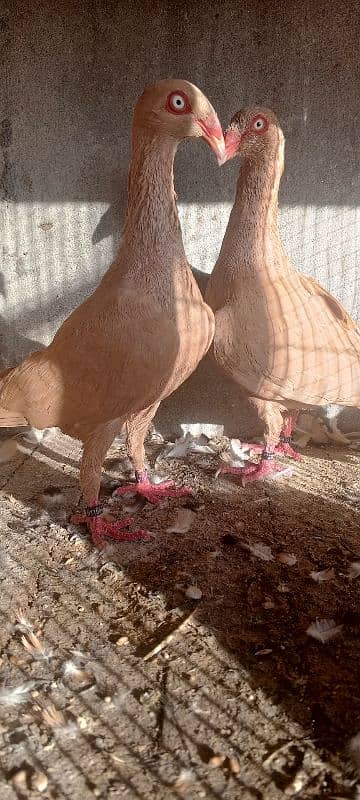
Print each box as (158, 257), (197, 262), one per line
(306, 619), (343, 644)
(0, 438), (18, 463)
(349, 732), (360, 774)
(62, 660), (92, 682)
(167, 508), (195, 534)
(342, 490), (360, 505)
(38, 703), (66, 728)
(147, 428), (164, 444)
(310, 568), (335, 583)
(165, 435), (192, 459)
(23, 511), (50, 529)
(0, 681), (35, 706)
(348, 562), (360, 580)
(172, 768), (196, 794)
(14, 608), (33, 633)
(151, 473), (170, 485)
(327, 415), (352, 444)
(22, 427), (58, 444)
(277, 552), (297, 566)
(164, 432), (215, 459)
(185, 585), (202, 600)
(38, 486), (65, 507)
(255, 648), (273, 656)
(229, 438), (252, 460)
(21, 631), (53, 661)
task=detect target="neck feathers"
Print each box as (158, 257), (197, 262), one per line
(218, 129), (289, 280)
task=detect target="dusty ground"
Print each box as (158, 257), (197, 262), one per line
(0, 429), (359, 800)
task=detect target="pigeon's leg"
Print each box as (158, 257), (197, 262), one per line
(275, 410), (302, 460)
(115, 404), (192, 504)
(71, 421), (151, 547)
(217, 399), (293, 485)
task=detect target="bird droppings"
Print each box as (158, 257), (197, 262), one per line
(185, 585), (202, 600)
(0, 430), (359, 799)
(244, 541), (274, 561)
(348, 562), (360, 580)
(166, 507), (195, 534)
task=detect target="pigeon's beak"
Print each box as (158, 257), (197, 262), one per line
(197, 113), (226, 165)
(223, 128), (241, 162)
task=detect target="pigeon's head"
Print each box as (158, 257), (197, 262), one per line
(134, 79), (225, 164)
(223, 107), (281, 162)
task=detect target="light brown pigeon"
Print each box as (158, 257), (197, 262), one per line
(0, 79), (225, 543)
(205, 106), (360, 484)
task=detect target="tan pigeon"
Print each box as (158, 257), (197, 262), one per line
(205, 106), (360, 484)
(0, 79), (224, 542)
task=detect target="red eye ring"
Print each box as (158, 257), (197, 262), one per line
(251, 114), (269, 134)
(166, 90), (191, 115)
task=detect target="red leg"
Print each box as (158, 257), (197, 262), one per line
(217, 447), (293, 486)
(115, 471), (192, 505)
(275, 411), (302, 461)
(70, 502), (152, 548)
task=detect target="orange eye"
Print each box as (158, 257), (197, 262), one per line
(251, 115), (268, 133)
(166, 91), (191, 115)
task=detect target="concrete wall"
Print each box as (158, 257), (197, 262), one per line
(1, 0), (359, 436)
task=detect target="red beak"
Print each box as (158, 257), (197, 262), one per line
(197, 113), (226, 165)
(223, 129), (241, 162)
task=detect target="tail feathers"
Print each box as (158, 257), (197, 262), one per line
(0, 406), (29, 427)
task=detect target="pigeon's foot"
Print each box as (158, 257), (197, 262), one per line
(115, 472), (192, 506)
(216, 457), (293, 486)
(70, 504), (151, 548)
(275, 439), (302, 461)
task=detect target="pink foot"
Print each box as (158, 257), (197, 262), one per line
(70, 505), (151, 548)
(216, 459), (293, 486)
(115, 472), (192, 506)
(275, 440), (302, 461)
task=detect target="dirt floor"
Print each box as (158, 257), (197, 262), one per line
(0, 428), (359, 800)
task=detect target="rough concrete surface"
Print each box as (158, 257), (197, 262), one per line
(0, 430), (359, 799)
(0, 0), (359, 434)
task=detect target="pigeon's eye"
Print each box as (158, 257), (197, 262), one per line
(166, 91), (190, 115)
(252, 115), (268, 133)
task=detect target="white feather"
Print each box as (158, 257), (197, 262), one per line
(306, 619), (343, 643)
(0, 682), (35, 705)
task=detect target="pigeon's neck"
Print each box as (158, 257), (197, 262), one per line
(123, 129), (185, 259)
(218, 131), (289, 280)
